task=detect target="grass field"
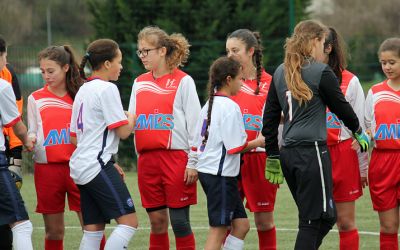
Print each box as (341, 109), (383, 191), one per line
(19, 171), (383, 249)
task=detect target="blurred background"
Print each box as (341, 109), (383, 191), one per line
(1, 0), (399, 171)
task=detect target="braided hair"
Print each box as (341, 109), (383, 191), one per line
(202, 57), (241, 147)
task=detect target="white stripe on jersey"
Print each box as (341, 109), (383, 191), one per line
(36, 98), (72, 112)
(136, 81), (176, 95)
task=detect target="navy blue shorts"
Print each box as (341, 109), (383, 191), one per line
(199, 172), (247, 227)
(0, 152), (29, 226)
(77, 161), (136, 225)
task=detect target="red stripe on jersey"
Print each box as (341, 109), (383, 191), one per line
(191, 147), (197, 151)
(4, 116), (21, 128)
(108, 120), (128, 130)
(227, 142), (248, 155)
(70, 131), (77, 137)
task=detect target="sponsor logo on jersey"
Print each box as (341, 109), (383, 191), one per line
(43, 128), (70, 146)
(375, 123), (400, 140)
(135, 113), (174, 130)
(166, 79), (177, 88)
(243, 114), (262, 131)
(326, 112), (342, 128)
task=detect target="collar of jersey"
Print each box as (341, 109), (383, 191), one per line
(86, 76), (102, 81)
(214, 91), (229, 97)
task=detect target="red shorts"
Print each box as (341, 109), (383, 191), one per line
(328, 139), (362, 202)
(137, 150), (197, 208)
(238, 152), (278, 212)
(368, 149), (400, 211)
(34, 163), (81, 214)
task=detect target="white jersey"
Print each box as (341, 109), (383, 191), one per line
(0, 79), (20, 151)
(69, 79), (128, 185)
(195, 95), (247, 177)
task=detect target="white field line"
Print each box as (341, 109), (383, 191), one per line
(33, 226), (384, 236)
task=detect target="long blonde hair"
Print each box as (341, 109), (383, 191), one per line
(284, 20), (328, 105)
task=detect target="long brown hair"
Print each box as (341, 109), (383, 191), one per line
(228, 29), (263, 94)
(324, 27), (347, 83)
(38, 45), (83, 99)
(138, 26), (190, 70)
(284, 20), (328, 105)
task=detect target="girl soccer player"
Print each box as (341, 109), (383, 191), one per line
(322, 27), (368, 250)
(262, 20), (370, 250)
(195, 56), (265, 250)
(0, 35), (34, 250)
(365, 37), (400, 250)
(226, 29), (278, 250)
(27, 45), (106, 250)
(128, 26), (200, 249)
(70, 39), (137, 250)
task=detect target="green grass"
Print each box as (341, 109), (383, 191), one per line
(19, 172), (382, 249)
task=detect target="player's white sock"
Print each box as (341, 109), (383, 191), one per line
(223, 234), (244, 250)
(105, 224), (137, 249)
(79, 230), (104, 250)
(11, 220), (33, 250)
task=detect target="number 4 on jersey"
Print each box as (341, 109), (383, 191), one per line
(77, 103), (84, 132)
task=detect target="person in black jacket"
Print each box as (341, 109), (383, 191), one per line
(261, 20), (370, 250)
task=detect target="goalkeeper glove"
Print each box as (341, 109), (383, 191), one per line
(354, 128), (371, 153)
(9, 158), (23, 190)
(265, 155), (284, 184)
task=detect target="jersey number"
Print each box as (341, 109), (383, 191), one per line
(77, 103), (84, 132)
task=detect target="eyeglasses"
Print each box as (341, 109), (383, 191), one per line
(136, 47), (160, 57)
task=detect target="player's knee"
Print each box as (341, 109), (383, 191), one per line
(169, 207), (192, 237)
(45, 226), (65, 240)
(336, 219), (356, 232)
(380, 220), (399, 234)
(255, 219), (274, 231)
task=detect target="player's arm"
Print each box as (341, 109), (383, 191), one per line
(319, 68), (370, 152)
(114, 111), (136, 139)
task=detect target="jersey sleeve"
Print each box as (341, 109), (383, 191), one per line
(180, 76), (201, 166)
(364, 89), (374, 131)
(0, 84), (20, 127)
(101, 84), (128, 130)
(222, 106), (248, 155)
(128, 79), (137, 115)
(69, 100), (78, 137)
(27, 95), (38, 137)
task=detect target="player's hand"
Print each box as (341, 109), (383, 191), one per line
(114, 163), (126, 181)
(265, 156), (284, 184)
(9, 160), (23, 190)
(256, 133), (265, 148)
(353, 128), (371, 153)
(184, 167), (198, 185)
(361, 176), (368, 188)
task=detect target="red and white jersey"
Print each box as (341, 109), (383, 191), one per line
(194, 95), (247, 177)
(326, 70), (368, 175)
(128, 69), (201, 166)
(231, 70), (271, 152)
(27, 84), (75, 163)
(365, 79), (400, 149)
(0, 79), (20, 151)
(69, 79), (128, 185)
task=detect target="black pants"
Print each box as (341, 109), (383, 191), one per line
(0, 224), (12, 250)
(280, 143), (336, 250)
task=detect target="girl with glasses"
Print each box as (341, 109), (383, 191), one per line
(128, 26), (201, 250)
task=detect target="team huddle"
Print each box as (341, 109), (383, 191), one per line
(0, 19), (400, 250)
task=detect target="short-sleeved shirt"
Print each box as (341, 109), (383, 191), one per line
(195, 95), (247, 177)
(0, 79), (20, 151)
(69, 79), (128, 185)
